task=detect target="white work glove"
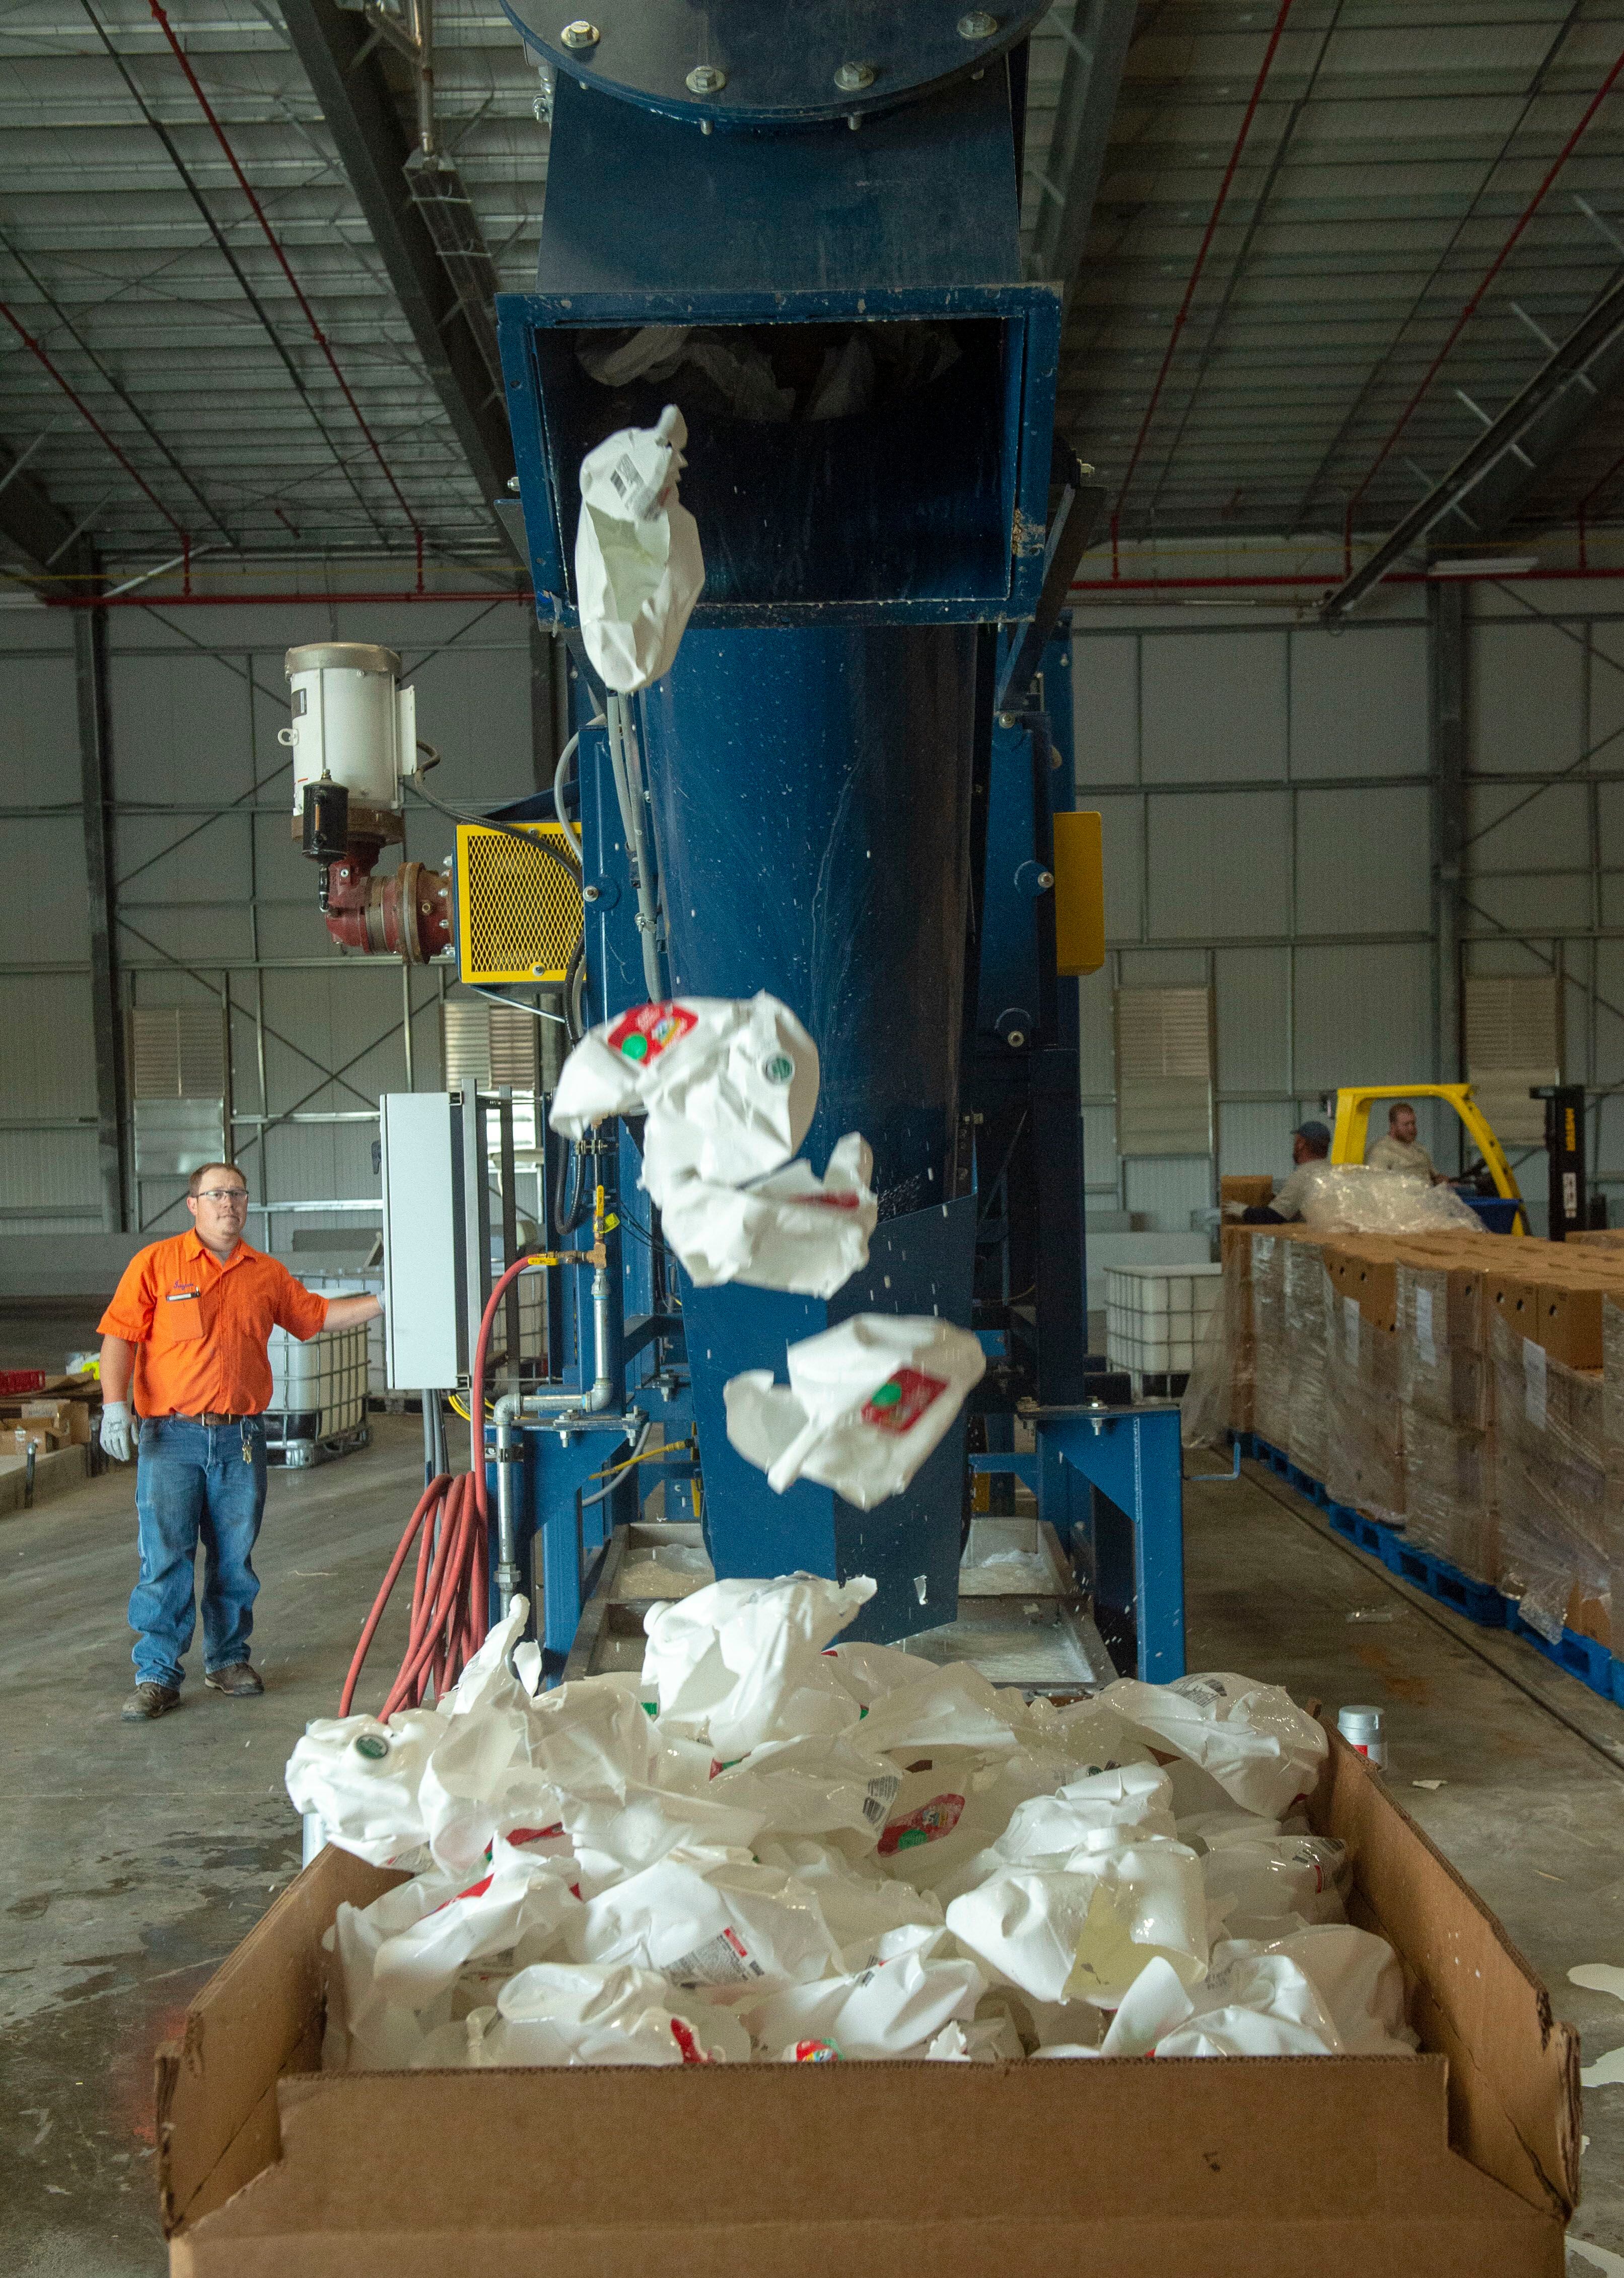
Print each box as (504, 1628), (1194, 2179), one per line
(1221, 1200), (1245, 1221)
(99, 1401), (137, 1464)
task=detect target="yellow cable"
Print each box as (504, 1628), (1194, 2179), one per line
(586, 1436), (695, 1486)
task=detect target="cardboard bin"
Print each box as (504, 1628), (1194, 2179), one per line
(156, 1727), (1579, 2277)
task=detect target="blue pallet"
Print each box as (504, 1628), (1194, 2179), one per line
(1509, 1613), (1615, 1699)
(1327, 1502), (1386, 1557)
(1380, 1534), (1506, 1629)
(1244, 1436), (1614, 1700)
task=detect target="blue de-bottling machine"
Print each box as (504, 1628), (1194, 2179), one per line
(311, 6), (1185, 1687)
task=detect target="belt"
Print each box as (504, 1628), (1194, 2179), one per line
(167, 1410), (256, 1426)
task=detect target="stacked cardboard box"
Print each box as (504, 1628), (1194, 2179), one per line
(1245, 1230), (1293, 1454)
(1397, 1249), (1494, 1583)
(1204, 1222), (1624, 1648)
(1322, 1240), (1405, 1527)
(0, 1372), (98, 1456)
(1284, 1235), (1330, 1483)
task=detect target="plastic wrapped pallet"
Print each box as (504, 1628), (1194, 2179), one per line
(1284, 1239), (1329, 1485)
(1396, 1259), (1492, 1430)
(1249, 1234), (1293, 1455)
(1605, 1297), (1624, 1634)
(1180, 1239), (1254, 1450)
(1322, 1275), (1404, 1527)
(1399, 1406), (1495, 1582)
(1490, 1313), (1609, 1649)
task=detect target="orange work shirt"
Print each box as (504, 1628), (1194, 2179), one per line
(98, 1231), (329, 1417)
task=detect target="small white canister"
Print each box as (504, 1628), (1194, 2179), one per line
(1337, 1702), (1387, 1770)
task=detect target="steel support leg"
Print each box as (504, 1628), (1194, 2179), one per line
(1035, 1405), (1185, 1681)
(75, 599), (126, 1231)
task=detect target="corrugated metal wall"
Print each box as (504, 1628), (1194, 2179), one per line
(1075, 577), (1624, 1231)
(0, 596), (537, 1249)
(5, 579), (1622, 1253)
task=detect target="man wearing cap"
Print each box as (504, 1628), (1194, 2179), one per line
(1225, 1120), (1333, 1225)
(97, 1163), (382, 1725)
(1366, 1099), (1439, 1183)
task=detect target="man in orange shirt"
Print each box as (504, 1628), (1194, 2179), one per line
(98, 1163), (382, 1723)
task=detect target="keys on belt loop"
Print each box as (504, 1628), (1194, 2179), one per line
(241, 1420), (251, 1465)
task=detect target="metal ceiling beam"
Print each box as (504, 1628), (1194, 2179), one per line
(279, 0), (515, 522)
(1027, 0), (1137, 312)
(0, 434), (92, 592)
(1322, 268), (1624, 624)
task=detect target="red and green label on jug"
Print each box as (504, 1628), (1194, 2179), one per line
(607, 1002), (697, 1064)
(861, 1367), (948, 1435)
(877, 1793), (965, 1857)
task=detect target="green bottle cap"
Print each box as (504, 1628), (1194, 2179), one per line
(354, 1732), (389, 1760)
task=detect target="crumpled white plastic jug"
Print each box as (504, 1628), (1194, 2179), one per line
(421, 1961), (751, 2067)
(641, 1572), (872, 1756)
(1098, 1672), (1328, 1819)
(745, 1924), (984, 2059)
(574, 406), (705, 693)
(550, 991), (818, 1204)
(725, 1314), (987, 1509)
(945, 1837), (1209, 2007)
(566, 1842), (843, 1992)
(1098, 1923), (1414, 2058)
(657, 1132), (877, 1298)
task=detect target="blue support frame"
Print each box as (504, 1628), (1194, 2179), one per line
(1034, 1405), (1186, 1683)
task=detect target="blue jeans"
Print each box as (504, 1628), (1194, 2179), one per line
(129, 1417), (267, 1689)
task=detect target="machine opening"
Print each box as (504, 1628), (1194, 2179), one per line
(528, 314), (1016, 611)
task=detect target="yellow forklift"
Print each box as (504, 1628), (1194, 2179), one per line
(1326, 1082), (1591, 1238)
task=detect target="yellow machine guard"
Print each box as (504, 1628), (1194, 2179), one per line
(454, 821), (582, 986)
(1051, 810), (1105, 977)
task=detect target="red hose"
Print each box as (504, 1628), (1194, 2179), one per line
(338, 1256), (544, 1717)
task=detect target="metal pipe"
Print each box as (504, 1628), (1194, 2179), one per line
(493, 1393), (522, 1613)
(39, 588), (532, 608)
(149, 0), (422, 543)
(1342, 40), (1624, 526)
(489, 1257), (616, 1617)
(552, 717), (603, 862)
(605, 693), (663, 1000)
(414, 0), (436, 156)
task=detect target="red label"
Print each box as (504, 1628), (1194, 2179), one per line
(507, 1823), (566, 1845)
(861, 1367), (948, 1435)
(877, 1793), (965, 1856)
(606, 1002), (697, 1066)
(429, 1869), (496, 1914)
(669, 2016), (710, 2065)
(800, 1192), (862, 1213)
(792, 2039), (841, 2063)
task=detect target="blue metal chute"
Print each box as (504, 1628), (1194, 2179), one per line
(488, 14), (1183, 1666)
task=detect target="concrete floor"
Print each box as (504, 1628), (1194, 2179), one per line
(4, 1411), (1624, 2271)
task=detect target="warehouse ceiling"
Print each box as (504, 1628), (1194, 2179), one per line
(1, 0), (1623, 586)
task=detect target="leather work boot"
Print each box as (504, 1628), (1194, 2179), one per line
(122, 1682), (180, 1723)
(205, 1663), (264, 1698)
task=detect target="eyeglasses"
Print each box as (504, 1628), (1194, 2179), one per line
(196, 1188), (250, 1205)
